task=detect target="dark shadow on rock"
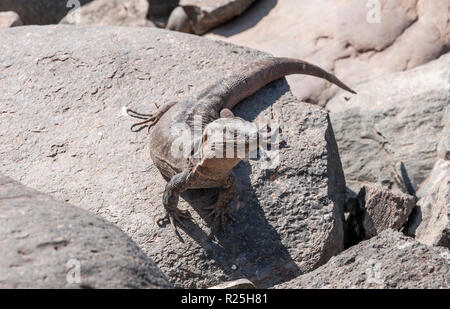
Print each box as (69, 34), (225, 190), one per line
(344, 187), (373, 248)
(400, 162), (417, 198)
(180, 162), (301, 288)
(403, 205), (422, 237)
(175, 79), (301, 288)
(0, 0), (94, 25)
(400, 161), (421, 237)
(209, 0), (278, 37)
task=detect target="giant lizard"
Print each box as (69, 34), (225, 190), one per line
(127, 57), (356, 234)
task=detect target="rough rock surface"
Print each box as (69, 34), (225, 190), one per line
(347, 184), (415, 243)
(0, 175), (172, 289)
(168, 0), (256, 35)
(0, 11), (23, 28)
(207, 0), (450, 106)
(328, 53), (450, 195)
(60, 0), (154, 27)
(407, 159), (450, 248)
(0, 0), (93, 25)
(0, 25), (345, 288)
(275, 230), (450, 289)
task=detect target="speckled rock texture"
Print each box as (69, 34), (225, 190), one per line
(0, 25), (345, 288)
(0, 175), (172, 289)
(0, 0), (94, 25)
(275, 230), (450, 289)
(60, 0), (155, 27)
(328, 53), (450, 195)
(207, 0), (450, 106)
(0, 11), (23, 28)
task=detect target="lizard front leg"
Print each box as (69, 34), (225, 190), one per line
(157, 169), (191, 233)
(204, 172), (237, 229)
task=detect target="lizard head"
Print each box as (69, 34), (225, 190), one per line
(199, 118), (259, 171)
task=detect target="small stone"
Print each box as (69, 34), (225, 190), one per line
(0, 11), (22, 28)
(208, 278), (255, 289)
(348, 184), (415, 240)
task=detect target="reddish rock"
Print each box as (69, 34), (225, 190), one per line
(207, 0), (450, 106)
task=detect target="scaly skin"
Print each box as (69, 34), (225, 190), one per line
(128, 57), (356, 235)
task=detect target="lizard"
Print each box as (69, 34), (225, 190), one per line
(127, 57), (356, 234)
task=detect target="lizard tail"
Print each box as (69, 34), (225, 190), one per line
(222, 57), (356, 109)
(281, 58), (357, 94)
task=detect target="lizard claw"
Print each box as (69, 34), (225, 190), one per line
(127, 108), (161, 132)
(204, 202), (235, 230)
(157, 208), (191, 234)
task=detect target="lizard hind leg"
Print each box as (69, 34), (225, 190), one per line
(157, 170), (192, 234)
(203, 173), (237, 229)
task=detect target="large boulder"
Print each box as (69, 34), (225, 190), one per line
(0, 0), (93, 25)
(207, 0), (450, 106)
(60, 0), (154, 27)
(0, 175), (172, 289)
(0, 11), (22, 28)
(328, 53), (450, 194)
(0, 25), (346, 288)
(275, 230), (450, 289)
(167, 0), (257, 35)
(407, 159), (450, 248)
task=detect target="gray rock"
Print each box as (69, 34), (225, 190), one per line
(407, 159), (450, 248)
(0, 11), (23, 28)
(275, 230), (450, 289)
(0, 0), (93, 25)
(167, 6), (192, 33)
(168, 0), (257, 34)
(0, 175), (172, 289)
(348, 184), (415, 241)
(148, 0), (180, 18)
(0, 25), (345, 288)
(60, 0), (154, 27)
(328, 53), (450, 194)
(208, 278), (255, 289)
(207, 0), (450, 106)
